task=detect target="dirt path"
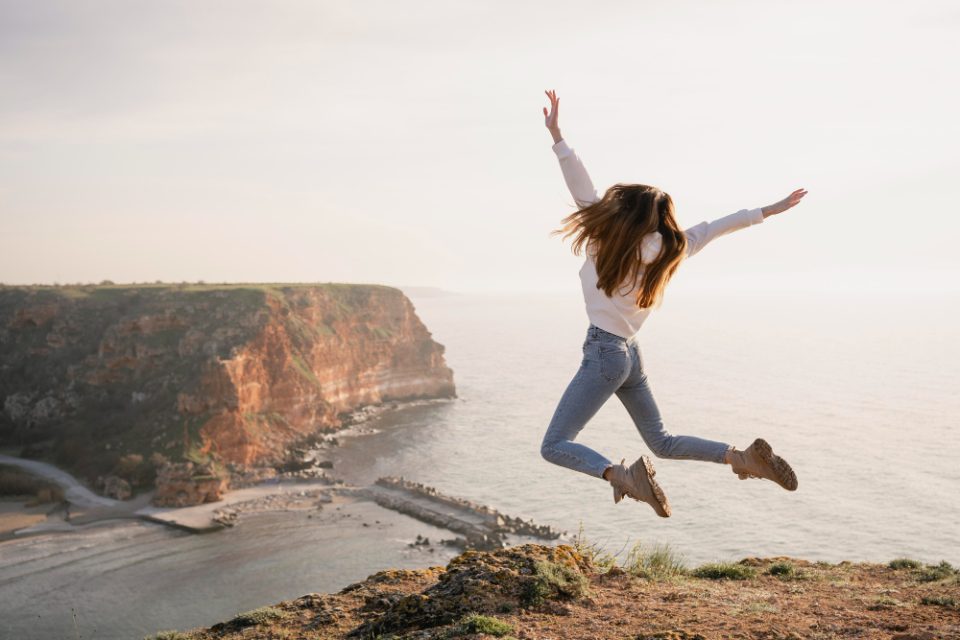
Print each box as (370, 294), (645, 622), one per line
(0, 454), (117, 509)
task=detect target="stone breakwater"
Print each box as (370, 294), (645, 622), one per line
(211, 486), (336, 527)
(0, 283), (456, 504)
(365, 476), (563, 550)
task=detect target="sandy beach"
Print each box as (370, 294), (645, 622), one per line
(0, 398), (458, 539)
(0, 499), (51, 537)
(0, 474), (352, 538)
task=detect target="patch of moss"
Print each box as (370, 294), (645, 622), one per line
(290, 353), (322, 387)
(889, 558), (923, 570)
(181, 412), (213, 457)
(372, 325), (394, 340)
(692, 563), (756, 581)
(738, 602), (779, 615)
(916, 561), (958, 583)
(448, 613), (514, 637)
(766, 561), (795, 576)
(142, 632), (191, 640)
(623, 542), (688, 581)
(229, 606), (287, 627)
(522, 558), (591, 606)
(765, 561), (809, 581)
(316, 321), (336, 336)
(284, 313), (323, 349)
(867, 595), (905, 611)
(920, 595), (958, 609)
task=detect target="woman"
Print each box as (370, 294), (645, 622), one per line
(540, 89), (807, 517)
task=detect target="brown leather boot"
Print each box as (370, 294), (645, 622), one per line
(728, 438), (798, 491)
(607, 455), (671, 517)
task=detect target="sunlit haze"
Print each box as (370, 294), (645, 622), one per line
(1, 1), (958, 293)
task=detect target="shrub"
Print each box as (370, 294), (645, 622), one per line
(143, 632), (190, 640)
(0, 465), (64, 503)
(692, 562), (756, 581)
(570, 521), (617, 571)
(522, 559), (590, 606)
(114, 453), (144, 479)
(624, 542), (687, 580)
(867, 596), (903, 610)
(920, 595), (958, 609)
(766, 561), (794, 576)
(889, 558), (922, 570)
(449, 613), (514, 637)
(229, 606), (286, 627)
(916, 561), (958, 583)
(764, 560), (811, 580)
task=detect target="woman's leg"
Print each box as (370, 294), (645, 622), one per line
(540, 333), (626, 479)
(615, 343), (731, 463)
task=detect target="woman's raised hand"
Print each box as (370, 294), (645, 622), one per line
(543, 89), (563, 143)
(762, 188), (808, 218)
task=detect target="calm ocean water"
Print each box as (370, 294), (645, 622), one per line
(2, 290), (958, 639)
(348, 290), (960, 564)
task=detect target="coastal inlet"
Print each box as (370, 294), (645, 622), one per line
(0, 283), (560, 550)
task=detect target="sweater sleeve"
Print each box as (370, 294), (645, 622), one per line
(551, 139), (601, 208)
(683, 207), (765, 258)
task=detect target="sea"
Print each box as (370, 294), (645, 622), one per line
(1, 289), (958, 639)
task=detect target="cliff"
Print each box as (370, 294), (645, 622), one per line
(145, 543), (960, 639)
(0, 283), (455, 498)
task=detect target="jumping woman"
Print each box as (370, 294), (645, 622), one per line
(539, 89), (807, 517)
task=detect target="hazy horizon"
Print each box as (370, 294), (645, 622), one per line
(2, 1), (958, 294)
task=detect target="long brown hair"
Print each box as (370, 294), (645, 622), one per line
(551, 183), (687, 308)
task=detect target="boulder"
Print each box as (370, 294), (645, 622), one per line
(152, 461), (228, 507)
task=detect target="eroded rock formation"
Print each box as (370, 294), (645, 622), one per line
(0, 284), (456, 502)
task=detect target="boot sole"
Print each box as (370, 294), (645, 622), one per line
(752, 438), (798, 491)
(639, 456), (672, 517)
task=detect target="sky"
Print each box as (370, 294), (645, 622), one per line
(1, 0), (958, 294)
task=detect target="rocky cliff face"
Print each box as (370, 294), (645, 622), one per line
(0, 284), (455, 493)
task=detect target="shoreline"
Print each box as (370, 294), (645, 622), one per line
(0, 472), (351, 538)
(0, 394), (562, 548)
(0, 396), (457, 539)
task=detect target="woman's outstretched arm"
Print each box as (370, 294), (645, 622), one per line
(684, 188), (808, 258)
(544, 89), (601, 208)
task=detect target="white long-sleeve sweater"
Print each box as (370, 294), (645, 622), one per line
(552, 138), (765, 339)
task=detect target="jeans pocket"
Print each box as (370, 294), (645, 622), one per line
(598, 343), (629, 381)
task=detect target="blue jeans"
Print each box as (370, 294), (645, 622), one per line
(541, 324), (732, 479)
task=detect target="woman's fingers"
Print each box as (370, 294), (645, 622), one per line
(543, 89), (560, 129)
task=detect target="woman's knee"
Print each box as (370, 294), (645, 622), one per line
(647, 433), (679, 459)
(540, 438), (559, 462)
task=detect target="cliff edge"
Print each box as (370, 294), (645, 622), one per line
(145, 543), (960, 639)
(0, 283), (455, 500)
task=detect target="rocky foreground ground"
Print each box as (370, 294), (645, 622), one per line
(146, 543), (960, 640)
